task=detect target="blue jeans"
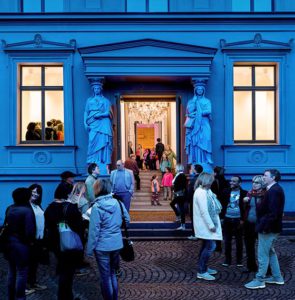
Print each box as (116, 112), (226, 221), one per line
(198, 239), (216, 274)
(114, 192), (132, 212)
(256, 233), (283, 281)
(95, 250), (120, 300)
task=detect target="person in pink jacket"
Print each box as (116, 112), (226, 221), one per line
(161, 167), (173, 201)
(151, 175), (161, 206)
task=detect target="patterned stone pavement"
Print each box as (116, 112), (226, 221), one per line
(1, 237), (295, 300)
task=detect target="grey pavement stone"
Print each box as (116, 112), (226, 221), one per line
(1, 237), (295, 300)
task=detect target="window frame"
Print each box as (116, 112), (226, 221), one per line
(125, 0), (170, 12)
(19, 64), (64, 144)
(20, 0), (64, 13)
(232, 0), (275, 12)
(233, 64), (277, 144)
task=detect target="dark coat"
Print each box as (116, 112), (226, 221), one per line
(256, 183), (285, 234)
(173, 173), (187, 193)
(220, 187), (247, 219)
(155, 142), (165, 155)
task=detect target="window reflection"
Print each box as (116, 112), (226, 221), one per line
(234, 66), (252, 86)
(22, 67), (41, 86)
(45, 66), (63, 86)
(255, 66), (274, 86)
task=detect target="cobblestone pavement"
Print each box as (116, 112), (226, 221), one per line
(1, 237), (295, 300)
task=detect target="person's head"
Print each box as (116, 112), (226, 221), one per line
(195, 172), (214, 190)
(194, 164), (203, 174)
(60, 171), (76, 184)
(57, 123), (63, 132)
(12, 187), (32, 205)
(165, 167), (171, 173)
(194, 84), (205, 97)
(116, 160), (124, 171)
(88, 163), (99, 176)
(138, 144), (142, 149)
(162, 153), (167, 160)
(93, 178), (112, 198)
(263, 169), (281, 185)
(230, 176), (242, 191)
(128, 141), (132, 147)
(175, 164), (184, 173)
(165, 144), (171, 151)
(130, 154), (136, 160)
(54, 184), (73, 200)
(47, 121), (53, 127)
(92, 83), (103, 96)
(157, 138), (161, 142)
(27, 122), (36, 132)
(252, 175), (266, 191)
(28, 183), (43, 205)
(151, 174), (157, 181)
(214, 166), (225, 178)
(69, 182), (86, 203)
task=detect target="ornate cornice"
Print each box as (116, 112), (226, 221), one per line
(1, 34), (76, 52)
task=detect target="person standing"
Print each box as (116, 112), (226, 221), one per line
(87, 179), (130, 300)
(161, 167), (173, 201)
(245, 169), (285, 289)
(170, 164), (187, 230)
(85, 163), (100, 204)
(110, 160), (134, 212)
(127, 141), (133, 158)
(155, 138), (165, 163)
(54, 171), (76, 202)
(187, 164), (203, 240)
(4, 188), (36, 299)
(124, 154), (141, 191)
(151, 175), (161, 206)
(194, 172), (222, 281)
(220, 176), (247, 267)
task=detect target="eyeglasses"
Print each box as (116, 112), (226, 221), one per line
(252, 181), (261, 184)
(116, 164), (122, 167)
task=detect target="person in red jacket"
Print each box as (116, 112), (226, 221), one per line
(161, 167), (173, 201)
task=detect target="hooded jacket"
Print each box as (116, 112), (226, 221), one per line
(87, 194), (130, 254)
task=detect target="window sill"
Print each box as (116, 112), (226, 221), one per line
(5, 145), (77, 149)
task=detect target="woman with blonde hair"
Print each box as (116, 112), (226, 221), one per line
(68, 182), (89, 215)
(242, 175), (266, 273)
(194, 172), (222, 281)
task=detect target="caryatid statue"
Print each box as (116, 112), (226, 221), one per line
(184, 80), (213, 168)
(84, 79), (113, 174)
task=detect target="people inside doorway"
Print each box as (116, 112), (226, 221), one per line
(26, 122), (41, 141)
(161, 167), (173, 202)
(84, 81), (113, 165)
(184, 81), (213, 165)
(170, 164), (187, 230)
(193, 172), (222, 281)
(149, 147), (157, 170)
(155, 138), (165, 163)
(163, 145), (177, 172)
(160, 153), (171, 177)
(127, 141), (134, 158)
(125, 154), (141, 190)
(87, 179), (130, 300)
(151, 174), (161, 206)
(135, 144), (143, 170)
(45, 121), (57, 140)
(110, 160), (134, 212)
(143, 148), (151, 170)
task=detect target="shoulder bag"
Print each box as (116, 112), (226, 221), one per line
(117, 200), (134, 262)
(58, 203), (83, 252)
(0, 207), (10, 253)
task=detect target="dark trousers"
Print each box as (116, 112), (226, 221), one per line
(170, 196), (185, 224)
(223, 217), (243, 265)
(189, 199), (195, 235)
(57, 251), (80, 300)
(27, 239), (44, 287)
(244, 221), (258, 271)
(134, 174), (140, 190)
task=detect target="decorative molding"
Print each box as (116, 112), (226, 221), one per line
(220, 33), (293, 52)
(78, 38), (217, 55)
(1, 34), (76, 52)
(33, 151), (52, 164)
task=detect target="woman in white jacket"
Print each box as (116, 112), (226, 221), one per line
(193, 172), (222, 281)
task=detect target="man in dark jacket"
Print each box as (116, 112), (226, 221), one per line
(220, 176), (247, 267)
(54, 171), (76, 200)
(155, 138), (165, 162)
(245, 169), (285, 289)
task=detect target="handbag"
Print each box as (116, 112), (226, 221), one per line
(58, 203), (83, 252)
(174, 190), (185, 198)
(117, 200), (134, 262)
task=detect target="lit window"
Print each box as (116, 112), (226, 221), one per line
(20, 65), (64, 143)
(233, 65), (276, 142)
(232, 0), (273, 12)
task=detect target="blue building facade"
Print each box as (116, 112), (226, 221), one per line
(1, 0), (295, 222)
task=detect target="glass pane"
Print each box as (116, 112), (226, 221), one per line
(254, 0), (272, 12)
(22, 91), (42, 141)
(23, 0), (41, 12)
(45, 66), (63, 86)
(234, 66), (252, 86)
(255, 91), (275, 140)
(234, 91), (252, 140)
(127, 0), (146, 12)
(232, 0), (250, 11)
(22, 66), (41, 86)
(255, 66), (274, 86)
(45, 91), (64, 141)
(149, 0), (168, 12)
(45, 0), (64, 12)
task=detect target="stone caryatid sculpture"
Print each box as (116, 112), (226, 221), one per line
(184, 80), (213, 167)
(84, 79), (113, 174)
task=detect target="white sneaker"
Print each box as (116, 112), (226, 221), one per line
(187, 235), (198, 240)
(176, 224), (186, 231)
(197, 272), (215, 281)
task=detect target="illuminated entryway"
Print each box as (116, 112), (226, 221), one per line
(120, 96), (177, 160)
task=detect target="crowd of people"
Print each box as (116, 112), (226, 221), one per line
(0, 161), (286, 299)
